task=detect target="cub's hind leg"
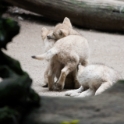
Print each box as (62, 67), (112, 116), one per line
(95, 81), (113, 95)
(54, 61), (79, 91)
(48, 60), (58, 90)
(77, 89), (95, 98)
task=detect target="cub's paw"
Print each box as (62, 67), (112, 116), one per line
(65, 90), (80, 97)
(48, 85), (54, 91)
(41, 83), (48, 87)
(65, 90), (74, 96)
(70, 92), (80, 97)
(53, 83), (63, 91)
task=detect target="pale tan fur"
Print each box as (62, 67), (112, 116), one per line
(32, 35), (89, 91)
(41, 27), (58, 87)
(32, 18), (89, 91)
(40, 27), (80, 89)
(41, 27), (56, 52)
(65, 64), (119, 97)
(49, 17), (80, 40)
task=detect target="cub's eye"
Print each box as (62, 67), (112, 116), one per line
(59, 31), (62, 36)
(47, 35), (51, 39)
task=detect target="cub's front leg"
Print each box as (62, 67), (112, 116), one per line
(42, 63), (50, 87)
(54, 61), (78, 91)
(47, 60), (57, 90)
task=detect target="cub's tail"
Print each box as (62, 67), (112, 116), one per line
(32, 48), (57, 61)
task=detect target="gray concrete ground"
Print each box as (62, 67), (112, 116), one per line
(4, 8), (124, 97)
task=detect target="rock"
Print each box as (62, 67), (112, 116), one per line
(22, 82), (124, 124)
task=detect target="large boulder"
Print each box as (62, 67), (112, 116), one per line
(23, 82), (124, 124)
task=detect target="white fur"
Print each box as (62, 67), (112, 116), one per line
(34, 48), (58, 61)
(43, 38), (55, 52)
(65, 64), (119, 97)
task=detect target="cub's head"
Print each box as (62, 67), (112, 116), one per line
(52, 17), (73, 40)
(41, 27), (56, 52)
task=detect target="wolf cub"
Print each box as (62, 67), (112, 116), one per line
(65, 64), (119, 97)
(32, 17), (89, 91)
(40, 27), (80, 89)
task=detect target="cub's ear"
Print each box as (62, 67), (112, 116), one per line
(63, 17), (72, 28)
(41, 27), (48, 40)
(59, 29), (68, 36)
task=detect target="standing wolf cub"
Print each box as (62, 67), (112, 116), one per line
(32, 17), (89, 91)
(65, 64), (119, 97)
(32, 35), (89, 91)
(40, 27), (80, 89)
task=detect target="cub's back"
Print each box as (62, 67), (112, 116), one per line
(78, 64), (119, 85)
(54, 35), (88, 49)
(54, 35), (89, 60)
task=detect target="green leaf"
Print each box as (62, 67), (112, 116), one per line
(61, 121), (70, 124)
(71, 120), (79, 124)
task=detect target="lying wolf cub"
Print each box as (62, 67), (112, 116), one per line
(65, 64), (119, 97)
(32, 18), (89, 91)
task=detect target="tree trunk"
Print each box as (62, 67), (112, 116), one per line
(5, 0), (124, 32)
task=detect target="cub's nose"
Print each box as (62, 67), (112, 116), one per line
(47, 35), (51, 39)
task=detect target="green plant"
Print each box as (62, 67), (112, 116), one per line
(61, 119), (79, 124)
(0, 1), (40, 124)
